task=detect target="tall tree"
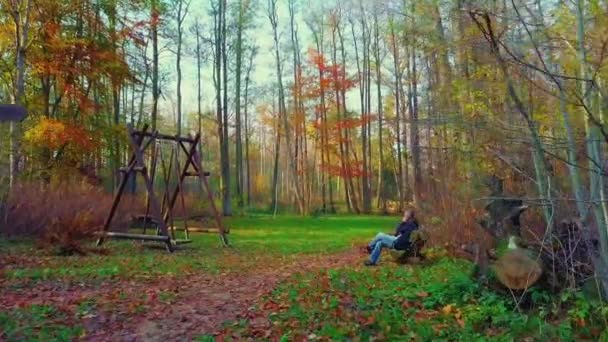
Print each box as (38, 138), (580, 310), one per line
(234, 0), (253, 208)
(268, 0), (305, 213)
(172, 0), (191, 135)
(244, 46), (257, 206)
(308, 13), (330, 212)
(574, 0), (608, 268)
(389, 17), (405, 210)
(191, 18), (204, 143)
(151, 0), (161, 131)
(7, 0), (32, 188)
(289, 0), (309, 212)
(351, 4), (372, 213)
(211, 0), (231, 216)
(373, 9), (386, 213)
(221, 0), (231, 215)
(337, 11), (360, 213)
(407, 1), (422, 204)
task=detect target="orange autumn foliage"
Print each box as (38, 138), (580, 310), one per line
(24, 117), (97, 153)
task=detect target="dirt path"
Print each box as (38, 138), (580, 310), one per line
(1, 248), (364, 341)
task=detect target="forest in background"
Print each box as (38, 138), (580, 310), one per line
(3, 0), (608, 290)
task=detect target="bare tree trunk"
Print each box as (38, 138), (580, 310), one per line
(390, 19), (405, 211)
(175, 0), (190, 136)
(308, 20), (326, 211)
(403, 2), (422, 205)
(220, 0), (232, 215)
(373, 11), (387, 213)
(355, 10), (372, 213)
(338, 21), (360, 213)
(244, 48), (256, 206)
(137, 42), (150, 128)
(194, 19), (203, 156)
(9, 0), (32, 189)
(349, 19), (363, 210)
(108, 2), (121, 190)
(270, 98), (281, 213)
(574, 0), (608, 281)
(409, 45), (422, 205)
(433, 3), (452, 186)
(212, 1), (228, 215)
(235, 0), (248, 208)
(289, 0), (309, 214)
(151, 0), (160, 131)
(330, 17), (352, 213)
(268, 0), (305, 214)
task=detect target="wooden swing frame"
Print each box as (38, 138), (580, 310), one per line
(96, 124), (228, 252)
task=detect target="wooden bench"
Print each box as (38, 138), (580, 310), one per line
(390, 229), (429, 264)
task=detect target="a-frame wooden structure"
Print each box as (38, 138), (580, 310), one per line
(96, 124), (228, 252)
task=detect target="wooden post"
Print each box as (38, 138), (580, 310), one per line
(97, 125), (149, 246)
(126, 126), (171, 251)
(190, 134), (228, 245)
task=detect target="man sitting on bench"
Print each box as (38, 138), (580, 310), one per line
(364, 209), (419, 266)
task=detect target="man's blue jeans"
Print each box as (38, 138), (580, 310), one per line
(368, 233), (397, 264)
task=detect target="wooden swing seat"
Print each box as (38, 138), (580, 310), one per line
(172, 239), (193, 245)
(102, 231), (170, 242)
(170, 226), (225, 233)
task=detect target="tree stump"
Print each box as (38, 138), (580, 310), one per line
(473, 176), (542, 290)
(495, 247), (542, 290)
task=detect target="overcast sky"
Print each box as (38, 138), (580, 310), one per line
(156, 0), (369, 127)
(157, 0), (319, 120)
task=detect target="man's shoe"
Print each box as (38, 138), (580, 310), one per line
(364, 260), (376, 266)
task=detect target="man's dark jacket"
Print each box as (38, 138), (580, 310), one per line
(393, 219), (419, 251)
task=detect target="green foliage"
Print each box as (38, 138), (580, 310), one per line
(222, 258), (607, 341)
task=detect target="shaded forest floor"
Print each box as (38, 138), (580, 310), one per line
(1, 216), (606, 341)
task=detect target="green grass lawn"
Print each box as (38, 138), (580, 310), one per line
(2, 214), (607, 341)
(1, 215), (394, 283)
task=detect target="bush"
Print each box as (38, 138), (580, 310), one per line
(1, 181), (138, 255)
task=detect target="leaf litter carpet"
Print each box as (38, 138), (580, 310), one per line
(1, 247), (364, 341)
